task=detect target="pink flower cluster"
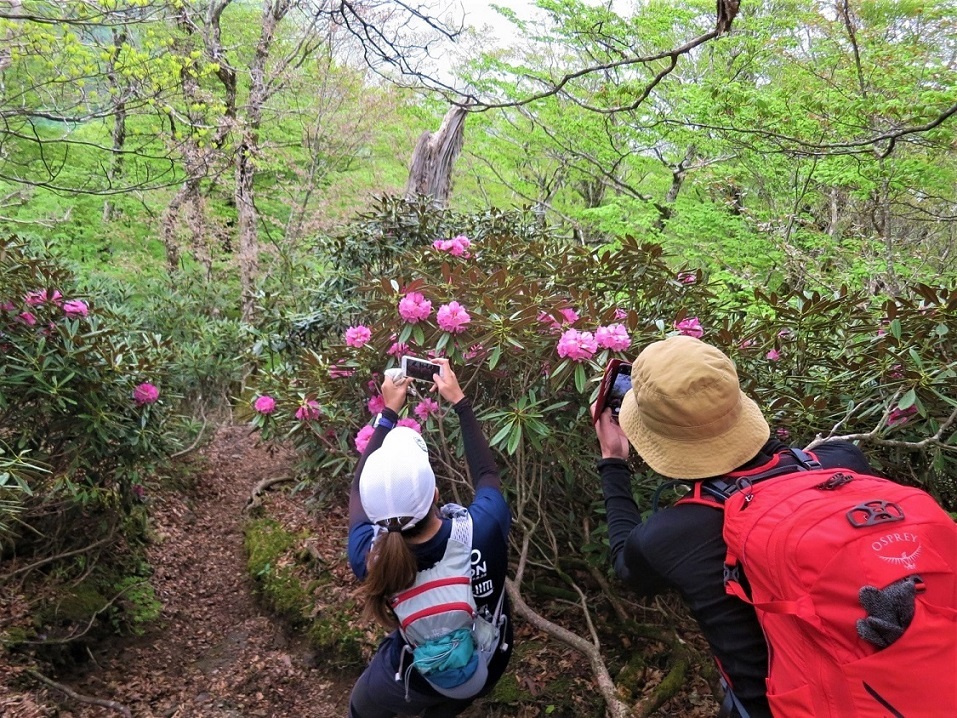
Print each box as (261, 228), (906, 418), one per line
(766, 349), (781, 361)
(437, 301), (471, 333)
(677, 271), (697, 284)
(432, 234), (471, 257)
(595, 323), (630, 351)
(25, 289), (62, 307)
(538, 307), (579, 332)
(557, 329), (598, 362)
(253, 395), (276, 414)
(354, 416), (422, 454)
(387, 341), (409, 358)
(367, 394), (386, 415)
(414, 398), (440, 421)
(295, 400), (321, 421)
(133, 382), (160, 406)
(345, 324), (372, 348)
(398, 292), (432, 323)
(674, 316), (704, 339)
(887, 405), (918, 427)
(4, 289), (90, 326)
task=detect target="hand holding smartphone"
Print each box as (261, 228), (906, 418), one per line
(401, 355), (442, 383)
(593, 359), (632, 424)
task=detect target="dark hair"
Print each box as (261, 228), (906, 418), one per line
(360, 509), (435, 627)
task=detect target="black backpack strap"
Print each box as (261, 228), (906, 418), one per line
(788, 447), (821, 470)
(697, 446), (821, 504)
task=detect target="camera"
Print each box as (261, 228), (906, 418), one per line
(594, 359), (632, 423)
(401, 355), (442, 382)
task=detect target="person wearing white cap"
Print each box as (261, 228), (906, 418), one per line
(592, 336), (874, 718)
(347, 358), (513, 717)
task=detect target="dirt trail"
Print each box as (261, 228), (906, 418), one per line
(11, 425), (354, 718)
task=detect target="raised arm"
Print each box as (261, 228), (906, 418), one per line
(432, 358), (500, 492)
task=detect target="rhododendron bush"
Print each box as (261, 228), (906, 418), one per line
(0, 237), (177, 569)
(248, 201), (957, 532)
(245, 199), (954, 711)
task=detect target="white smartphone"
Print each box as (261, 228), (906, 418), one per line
(401, 355), (442, 382)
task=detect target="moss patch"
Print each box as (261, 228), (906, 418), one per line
(243, 517), (365, 667)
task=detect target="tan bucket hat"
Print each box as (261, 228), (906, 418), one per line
(618, 336), (769, 479)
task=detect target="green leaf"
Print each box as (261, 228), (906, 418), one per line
(898, 388), (916, 410)
(574, 363), (587, 393)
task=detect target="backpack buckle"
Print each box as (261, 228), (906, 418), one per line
(816, 472), (854, 490)
(723, 564), (741, 585)
(846, 500), (905, 528)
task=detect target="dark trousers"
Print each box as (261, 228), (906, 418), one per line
(348, 642), (474, 718)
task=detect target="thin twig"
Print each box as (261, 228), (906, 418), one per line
(26, 668), (132, 718)
(806, 405), (957, 452)
(170, 416), (209, 459)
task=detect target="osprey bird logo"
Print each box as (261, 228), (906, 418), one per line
(877, 544), (922, 571)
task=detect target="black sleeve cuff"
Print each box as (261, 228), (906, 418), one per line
(597, 457), (629, 471)
(382, 407), (400, 421)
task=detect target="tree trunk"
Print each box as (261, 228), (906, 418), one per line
(405, 105), (468, 208)
(102, 29), (128, 223)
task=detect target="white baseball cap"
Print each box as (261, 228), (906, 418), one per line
(359, 426), (436, 530)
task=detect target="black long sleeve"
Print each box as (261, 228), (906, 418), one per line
(599, 459), (660, 592)
(453, 397), (501, 492)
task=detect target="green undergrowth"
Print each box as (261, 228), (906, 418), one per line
(243, 517), (365, 668)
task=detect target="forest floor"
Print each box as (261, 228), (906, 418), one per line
(1, 425), (718, 718)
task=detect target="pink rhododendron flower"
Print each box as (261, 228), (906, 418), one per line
(777, 329), (794, 339)
(0, 301), (15, 312)
(367, 394), (386, 415)
(345, 324), (372, 348)
(739, 339), (756, 350)
(18, 311), (37, 326)
(436, 301), (471, 333)
(538, 307), (580, 332)
(328, 363), (355, 379)
(295, 400), (321, 421)
(63, 299), (89, 318)
(613, 308), (628, 321)
(674, 316), (704, 339)
(677, 271), (697, 284)
(253, 394), (275, 414)
(595, 323), (631, 351)
(887, 405), (918, 427)
(134, 382), (160, 406)
(887, 364), (904, 380)
(414, 397), (440, 421)
(398, 292), (432, 323)
(766, 349), (781, 361)
(131, 484), (146, 501)
(464, 344), (487, 361)
(432, 234), (471, 257)
(556, 329), (597, 362)
(775, 427), (790, 441)
(397, 417), (421, 433)
(387, 341), (409, 357)
(25, 289), (62, 307)
(355, 425), (375, 454)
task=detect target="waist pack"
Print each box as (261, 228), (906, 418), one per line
(693, 449), (957, 717)
(390, 504), (507, 700)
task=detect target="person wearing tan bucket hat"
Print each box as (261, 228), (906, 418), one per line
(347, 358), (513, 718)
(593, 335), (874, 718)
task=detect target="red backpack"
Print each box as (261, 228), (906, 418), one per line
(698, 449), (957, 717)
